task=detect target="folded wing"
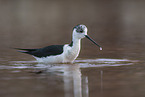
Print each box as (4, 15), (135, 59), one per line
(15, 45), (64, 58)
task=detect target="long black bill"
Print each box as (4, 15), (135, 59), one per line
(85, 35), (102, 50)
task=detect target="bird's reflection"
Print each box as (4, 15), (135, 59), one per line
(36, 63), (89, 97)
(63, 64), (89, 97)
(13, 58), (135, 96)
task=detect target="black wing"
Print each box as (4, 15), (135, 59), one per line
(15, 45), (64, 58)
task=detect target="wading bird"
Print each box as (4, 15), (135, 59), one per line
(16, 24), (102, 63)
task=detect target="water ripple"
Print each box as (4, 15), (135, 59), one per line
(4, 58), (138, 70)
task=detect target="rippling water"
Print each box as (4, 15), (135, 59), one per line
(0, 58), (143, 97)
(8, 58), (137, 69)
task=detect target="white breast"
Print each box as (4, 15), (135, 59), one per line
(63, 44), (80, 63)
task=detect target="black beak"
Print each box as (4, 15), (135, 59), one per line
(85, 35), (102, 50)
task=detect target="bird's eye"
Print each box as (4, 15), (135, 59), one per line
(76, 29), (83, 33)
(76, 26), (84, 33)
(79, 30), (83, 33)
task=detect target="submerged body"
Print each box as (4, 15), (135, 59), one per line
(16, 24), (102, 63)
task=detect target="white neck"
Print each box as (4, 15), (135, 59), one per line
(63, 32), (82, 63)
(72, 37), (81, 48)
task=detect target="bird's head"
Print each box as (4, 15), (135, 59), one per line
(73, 24), (88, 39)
(72, 24), (102, 50)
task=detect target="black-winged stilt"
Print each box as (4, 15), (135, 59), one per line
(16, 24), (102, 63)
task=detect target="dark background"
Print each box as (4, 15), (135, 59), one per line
(0, 0), (145, 60)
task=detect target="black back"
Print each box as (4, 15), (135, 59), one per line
(16, 45), (64, 58)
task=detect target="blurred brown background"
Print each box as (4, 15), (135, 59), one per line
(0, 0), (145, 59)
